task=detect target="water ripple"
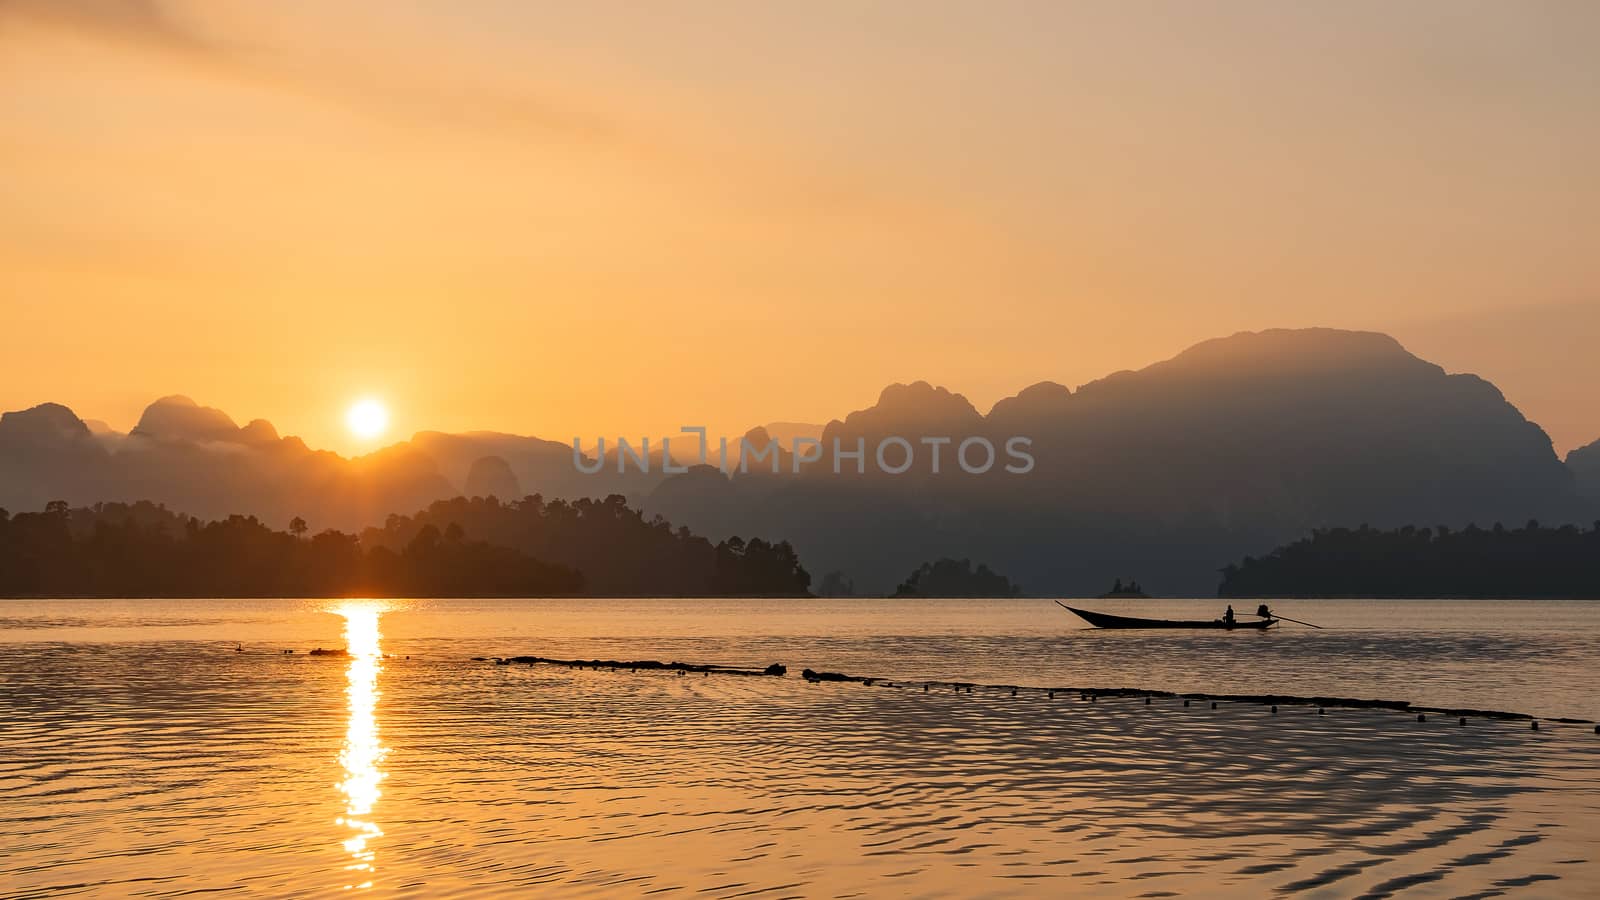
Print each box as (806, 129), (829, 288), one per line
(2, 600), (1598, 897)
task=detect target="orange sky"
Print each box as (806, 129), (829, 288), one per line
(2, 1), (1596, 456)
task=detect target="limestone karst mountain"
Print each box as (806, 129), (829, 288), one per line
(0, 397), (450, 531)
(1569, 439), (1600, 503)
(644, 329), (1584, 594)
(1, 329), (1590, 593)
(463, 455), (522, 501)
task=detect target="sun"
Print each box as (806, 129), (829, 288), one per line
(345, 398), (390, 441)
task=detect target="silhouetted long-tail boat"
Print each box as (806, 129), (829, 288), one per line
(1060, 604), (1277, 630)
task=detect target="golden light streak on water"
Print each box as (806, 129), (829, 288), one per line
(333, 602), (387, 891)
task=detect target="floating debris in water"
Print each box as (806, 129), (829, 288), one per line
(475, 653), (1595, 726)
(496, 655), (786, 677)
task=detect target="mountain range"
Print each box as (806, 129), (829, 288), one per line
(3, 328), (1594, 595)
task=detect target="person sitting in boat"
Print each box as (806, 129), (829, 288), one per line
(1256, 603), (1273, 619)
(1223, 605), (1236, 625)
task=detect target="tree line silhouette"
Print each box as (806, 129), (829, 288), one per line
(0, 495), (811, 598)
(1219, 521), (1600, 598)
(359, 494), (810, 596)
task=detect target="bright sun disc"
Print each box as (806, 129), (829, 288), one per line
(346, 399), (389, 440)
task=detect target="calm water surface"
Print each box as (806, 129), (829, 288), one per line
(2, 598), (1598, 897)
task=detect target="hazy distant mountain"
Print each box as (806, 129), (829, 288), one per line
(0, 403), (112, 513)
(0, 402), (677, 532)
(0, 328), (1586, 594)
(132, 395), (248, 444)
(645, 329), (1582, 594)
(1569, 439), (1600, 504)
(761, 422), (824, 446)
(408, 429), (676, 505)
(731, 426), (798, 475)
(411, 431), (569, 498)
(463, 455), (522, 501)
(995, 328), (1571, 528)
(813, 381), (985, 478)
(0, 397), (452, 531)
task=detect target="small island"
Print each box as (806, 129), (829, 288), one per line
(1097, 578), (1149, 599)
(891, 558), (1022, 598)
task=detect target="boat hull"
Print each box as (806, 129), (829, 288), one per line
(1064, 606), (1276, 630)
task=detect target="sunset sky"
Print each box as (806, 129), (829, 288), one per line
(2, 1), (1596, 455)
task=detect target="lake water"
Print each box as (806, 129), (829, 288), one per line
(3, 598), (1598, 897)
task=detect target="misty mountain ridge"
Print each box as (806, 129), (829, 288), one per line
(1569, 439), (1600, 503)
(641, 328), (1589, 593)
(2, 328), (1594, 594)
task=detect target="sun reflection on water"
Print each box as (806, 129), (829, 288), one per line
(333, 603), (387, 890)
